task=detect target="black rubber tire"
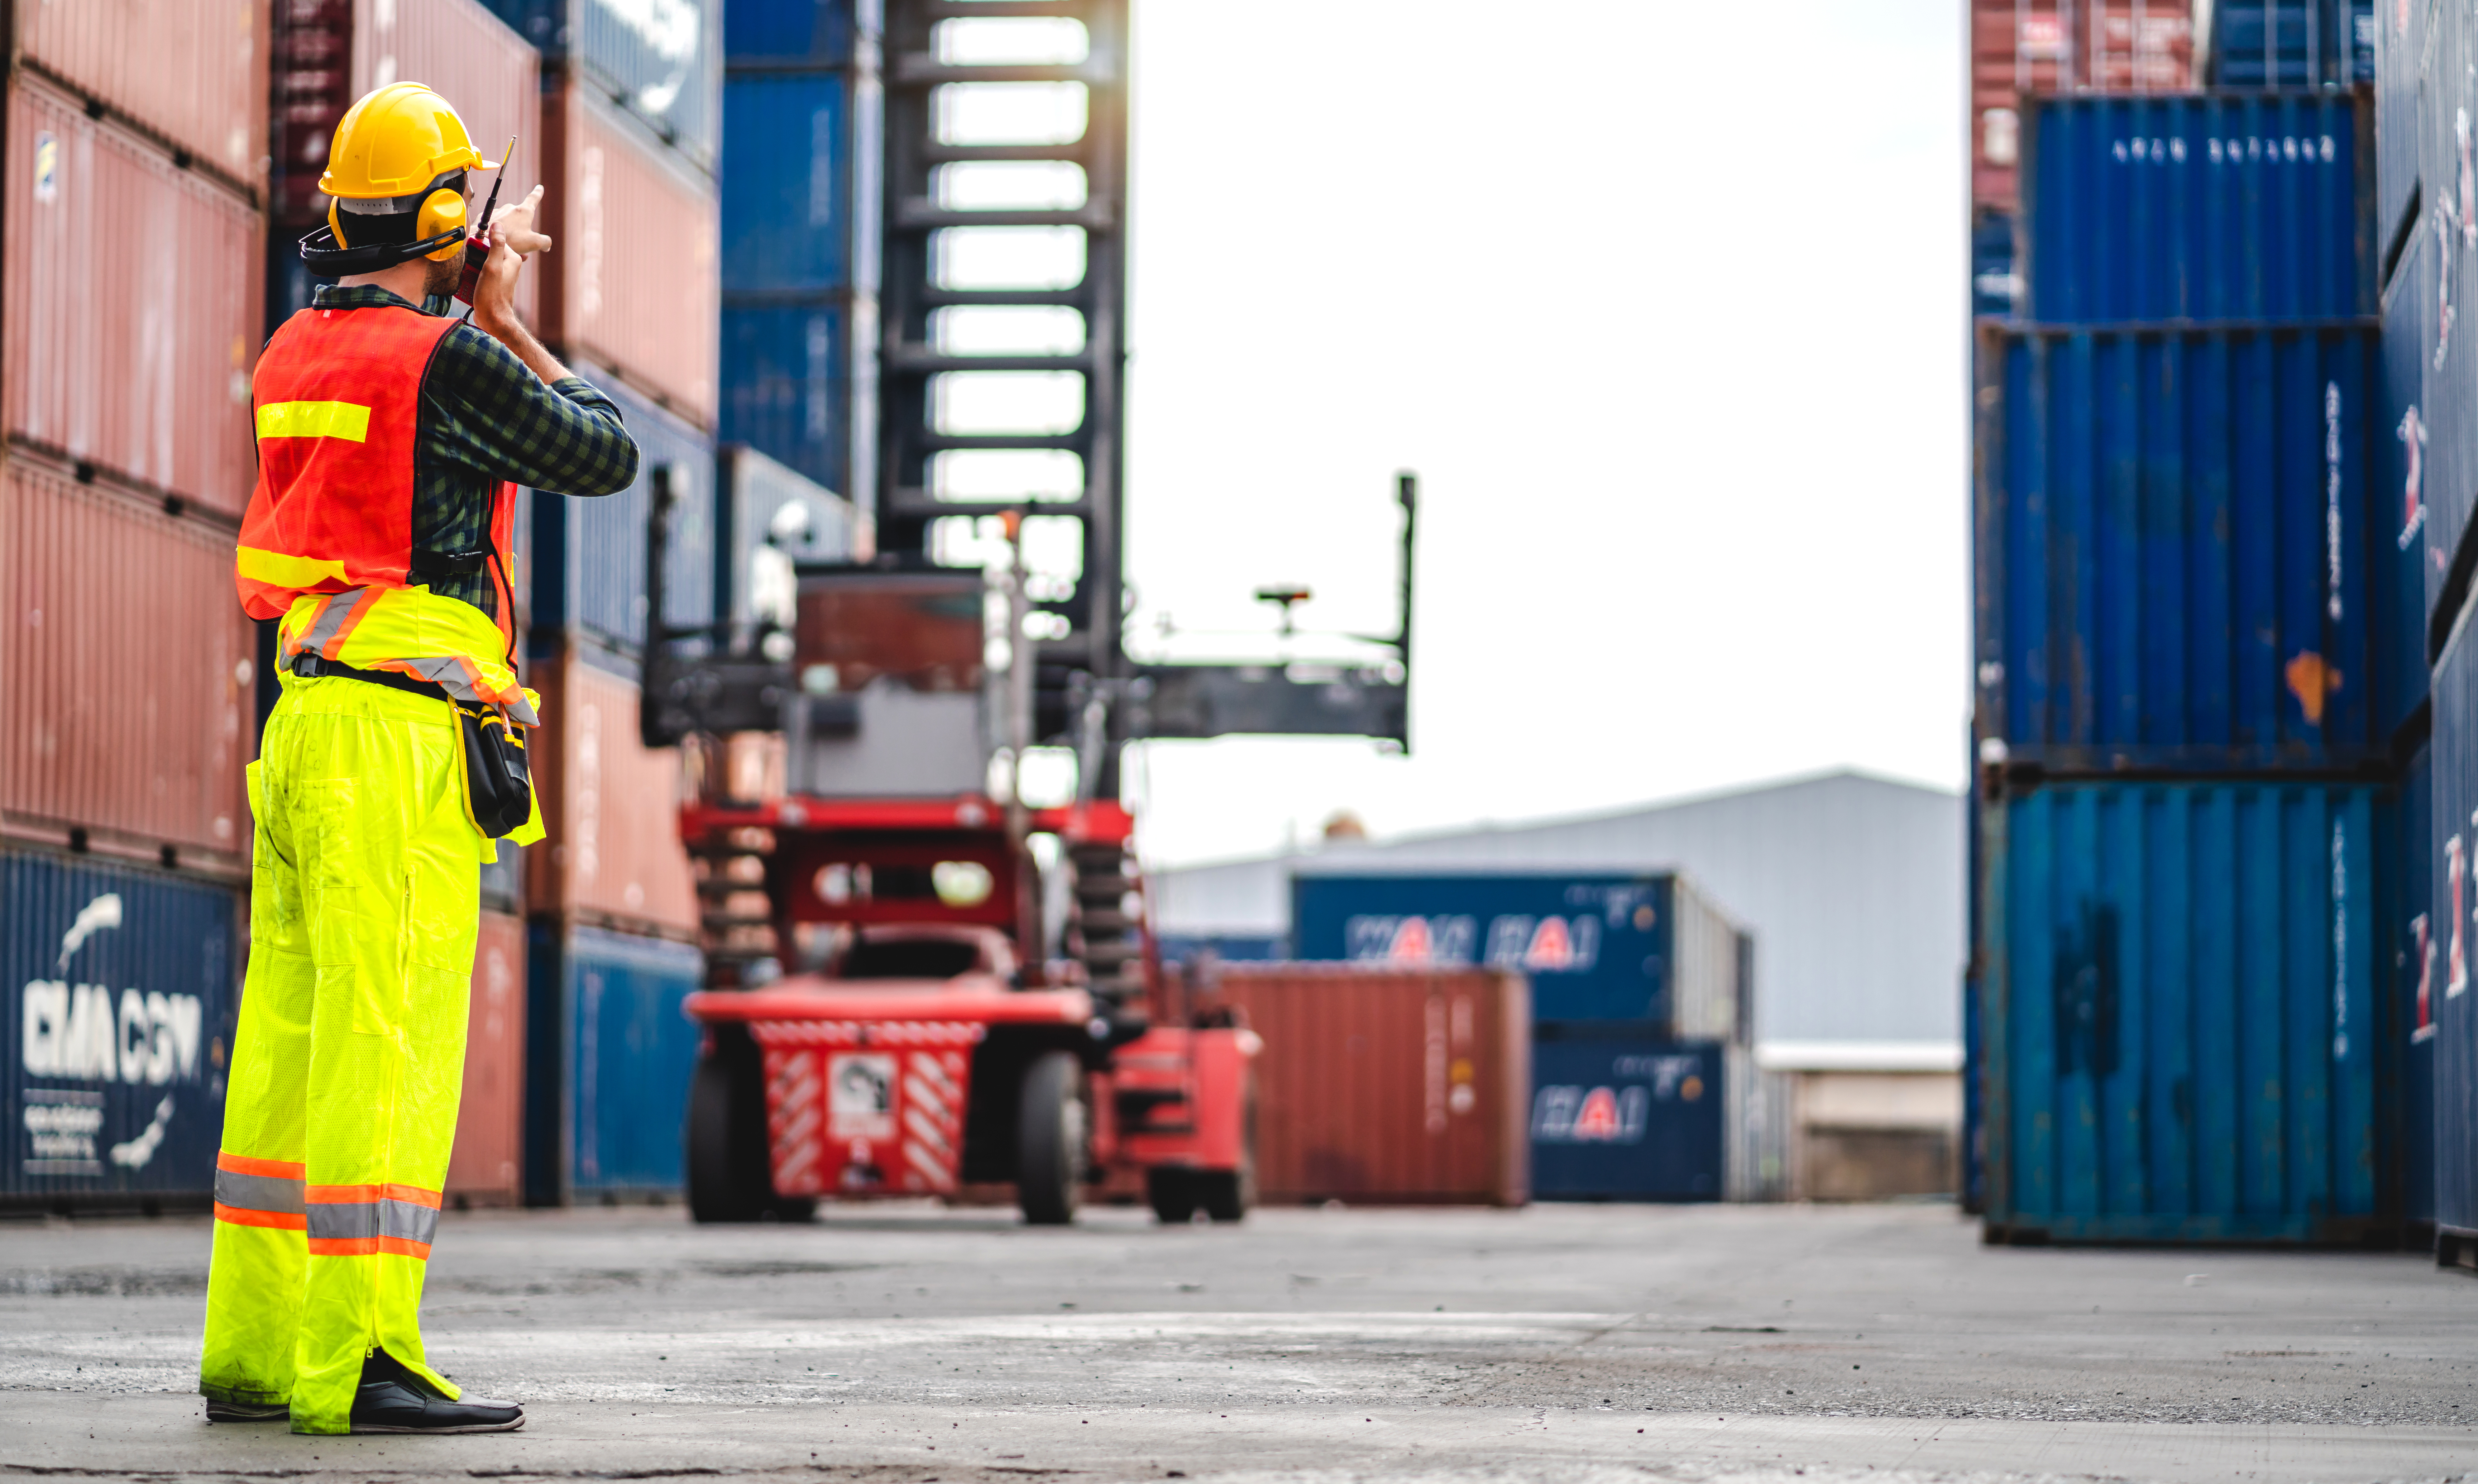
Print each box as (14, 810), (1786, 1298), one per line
(685, 1051), (766, 1223)
(1147, 1168), (1199, 1224)
(1195, 1078), (1258, 1223)
(1016, 1050), (1087, 1226)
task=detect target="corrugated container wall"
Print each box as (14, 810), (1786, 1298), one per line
(1974, 324), (2383, 773)
(538, 80), (719, 427)
(725, 0), (854, 64)
(720, 299), (870, 503)
(2420, 0), (2478, 626)
(2392, 742), (2433, 1227)
(2, 848), (240, 1205)
(525, 645), (700, 935)
(716, 443), (858, 626)
(444, 909), (527, 1206)
(722, 72), (877, 294)
(523, 920), (704, 1204)
(14, 0), (267, 195)
(2428, 612), (2478, 1244)
(1970, 0), (2195, 212)
(5, 79), (263, 518)
(482, 0), (720, 170)
(527, 370), (714, 654)
(2375, 0), (2421, 251)
(2022, 93), (2371, 323)
(1289, 873), (1742, 1038)
(2, 462), (254, 869)
(1981, 779), (2388, 1243)
(1199, 965), (1530, 1207)
(349, 0), (541, 331)
(2205, 0), (2376, 87)
(2379, 225), (2432, 742)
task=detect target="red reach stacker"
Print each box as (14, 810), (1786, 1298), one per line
(674, 793), (1258, 1224)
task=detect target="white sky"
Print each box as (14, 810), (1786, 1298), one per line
(960, 1), (1972, 866)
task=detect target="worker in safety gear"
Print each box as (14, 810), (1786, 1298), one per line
(199, 82), (639, 1436)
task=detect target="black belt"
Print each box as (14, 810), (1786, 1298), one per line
(288, 651), (455, 703)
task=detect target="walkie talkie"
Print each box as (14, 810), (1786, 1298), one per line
(455, 137), (521, 318)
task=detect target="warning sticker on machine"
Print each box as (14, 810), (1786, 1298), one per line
(828, 1053), (896, 1139)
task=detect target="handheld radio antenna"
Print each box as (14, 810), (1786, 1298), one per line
(457, 136), (520, 324)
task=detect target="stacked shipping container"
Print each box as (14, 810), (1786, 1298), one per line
(1, 0), (269, 1206)
(1289, 873), (1786, 1203)
(2412, 0), (2478, 1268)
(1972, 52), (2434, 1244)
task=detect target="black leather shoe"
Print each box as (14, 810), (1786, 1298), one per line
(348, 1350), (523, 1435)
(205, 1400), (287, 1423)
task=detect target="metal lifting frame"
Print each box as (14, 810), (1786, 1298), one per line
(878, 0), (1130, 721)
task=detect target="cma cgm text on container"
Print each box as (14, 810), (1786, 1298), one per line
(1973, 322), (2396, 775)
(3, 850), (240, 1206)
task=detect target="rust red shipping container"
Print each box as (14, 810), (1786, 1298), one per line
(4, 78), (264, 518)
(526, 642), (702, 936)
(15, 0), (269, 195)
(446, 909), (528, 1206)
(1971, 0), (2194, 210)
(536, 76), (720, 430)
(0, 459), (254, 871)
(1198, 965), (1531, 1207)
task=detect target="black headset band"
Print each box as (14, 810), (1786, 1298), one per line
(298, 222), (466, 274)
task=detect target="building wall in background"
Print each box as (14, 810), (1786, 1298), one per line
(1155, 771), (1966, 1051)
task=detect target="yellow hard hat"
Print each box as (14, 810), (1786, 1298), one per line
(319, 82), (498, 200)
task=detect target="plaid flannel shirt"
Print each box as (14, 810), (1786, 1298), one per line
(304, 284), (641, 616)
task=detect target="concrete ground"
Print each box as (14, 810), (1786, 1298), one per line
(3, 1200), (2475, 1483)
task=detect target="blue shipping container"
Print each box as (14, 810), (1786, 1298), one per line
(1972, 208), (2018, 319)
(528, 369), (717, 655)
(1156, 933), (1285, 966)
(2428, 612), (2478, 1242)
(1980, 779), (2387, 1243)
(715, 443), (859, 624)
(722, 73), (881, 294)
(2375, 0), (2420, 253)
(2210, 0), (2376, 87)
(1974, 323), (2383, 772)
(481, 0), (721, 171)
(721, 300), (872, 498)
(726, 0), (857, 64)
(2393, 742), (2435, 1225)
(524, 921), (705, 1202)
(2, 850), (239, 1204)
(2379, 225), (2433, 739)
(1290, 873), (1740, 1034)
(2023, 93), (2370, 323)
(1530, 1040), (1723, 1201)
(2416, 11), (2478, 622)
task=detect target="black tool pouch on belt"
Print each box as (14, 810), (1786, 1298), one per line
(290, 653), (534, 838)
(453, 700), (533, 839)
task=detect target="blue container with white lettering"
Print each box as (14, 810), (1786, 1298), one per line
(1529, 1039), (1725, 1201)
(1, 848), (239, 1206)
(1289, 872), (1745, 1039)
(2021, 93), (2371, 323)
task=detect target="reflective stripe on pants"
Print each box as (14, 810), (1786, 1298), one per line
(199, 674), (479, 1434)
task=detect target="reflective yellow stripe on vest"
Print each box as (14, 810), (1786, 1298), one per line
(235, 546), (354, 591)
(256, 400), (373, 442)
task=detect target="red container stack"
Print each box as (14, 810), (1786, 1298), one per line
(445, 909), (529, 1206)
(2, 28), (267, 885)
(524, 645), (701, 938)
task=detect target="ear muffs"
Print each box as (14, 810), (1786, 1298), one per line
(327, 197), (351, 250)
(416, 187), (468, 262)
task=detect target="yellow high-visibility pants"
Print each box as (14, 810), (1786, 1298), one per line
(200, 674), (486, 1434)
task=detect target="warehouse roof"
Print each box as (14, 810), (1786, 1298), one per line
(1151, 769), (1964, 1052)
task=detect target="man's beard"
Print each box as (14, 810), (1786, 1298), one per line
(423, 251), (462, 302)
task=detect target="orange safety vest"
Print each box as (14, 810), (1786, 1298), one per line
(236, 302), (518, 654)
